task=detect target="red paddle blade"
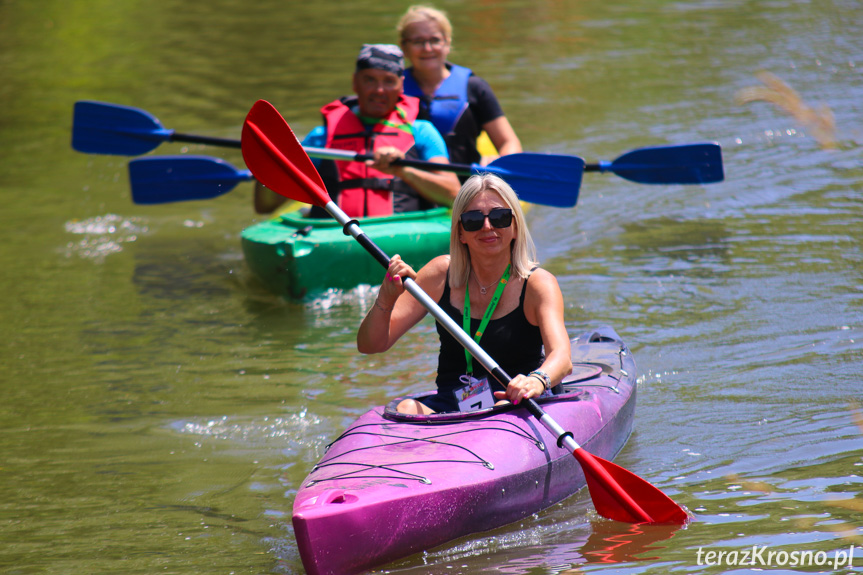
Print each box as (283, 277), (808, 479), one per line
(574, 448), (689, 524)
(241, 99), (330, 207)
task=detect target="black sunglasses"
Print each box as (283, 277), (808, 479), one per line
(459, 208), (513, 232)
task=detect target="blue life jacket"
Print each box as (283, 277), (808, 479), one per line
(403, 63), (472, 137)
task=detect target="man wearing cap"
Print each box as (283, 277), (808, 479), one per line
(255, 44), (460, 218)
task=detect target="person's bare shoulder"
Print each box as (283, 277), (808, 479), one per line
(414, 255), (450, 293)
(529, 267), (559, 286)
(525, 267), (563, 301)
(425, 254), (451, 272)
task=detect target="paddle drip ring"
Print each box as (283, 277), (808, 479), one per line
(342, 219), (360, 236)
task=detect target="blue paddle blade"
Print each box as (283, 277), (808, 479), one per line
(480, 153), (584, 208)
(606, 143), (724, 184)
(128, 155), (252, 204)
(72, 101), (172, 156)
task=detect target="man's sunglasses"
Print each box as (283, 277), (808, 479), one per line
(459, 208), (514, 232)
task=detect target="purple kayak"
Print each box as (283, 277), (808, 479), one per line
(292, 327), (638, 575)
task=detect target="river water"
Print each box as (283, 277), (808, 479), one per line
(1, 0), (861, 574)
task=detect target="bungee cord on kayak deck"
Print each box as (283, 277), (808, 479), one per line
(308, 419), (547, 486)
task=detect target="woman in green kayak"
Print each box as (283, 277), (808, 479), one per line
(397, 5), (522, 171)
(357, 173), (572, 414)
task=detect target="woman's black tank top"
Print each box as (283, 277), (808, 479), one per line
(435, 269), (544, 395)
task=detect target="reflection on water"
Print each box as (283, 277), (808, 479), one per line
(376, 509), (681, 574)
(581, 521), (679, 564)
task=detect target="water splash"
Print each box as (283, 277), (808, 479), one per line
(63, 214), (148, 261)
(306, 283), (378, 312)
(171, 409), (326, 452)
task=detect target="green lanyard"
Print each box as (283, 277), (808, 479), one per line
(357, 105), (414, 135)
(463, 264), (511, 376)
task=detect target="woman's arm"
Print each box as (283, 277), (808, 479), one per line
(482, 115), (522, 159)
(469, 76), (521, 161)
(357, 255), (449, 354)
(527, 270), (573, 384)
(494, 269), (572, 404)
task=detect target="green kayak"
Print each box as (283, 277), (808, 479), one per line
(241, 207), (452, 299)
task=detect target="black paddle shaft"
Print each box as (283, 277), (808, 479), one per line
(171, 132), (242, 149)
(350, 226), (391, 269)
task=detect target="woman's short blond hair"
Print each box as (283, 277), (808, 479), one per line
(449, 174), (538, 289)
(396, 5), (453, 43)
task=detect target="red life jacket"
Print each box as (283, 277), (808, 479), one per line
(321, 95), (420, 217)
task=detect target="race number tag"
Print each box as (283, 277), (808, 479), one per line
(454, 375), (495, 412)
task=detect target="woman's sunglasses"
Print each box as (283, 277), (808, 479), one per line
(459, 208), (513, 232)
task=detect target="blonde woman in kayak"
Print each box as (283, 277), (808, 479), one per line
(397, 5), (522, 170)
(357, 173), (571, 414)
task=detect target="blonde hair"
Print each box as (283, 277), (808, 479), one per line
(396, 5), (453, 44)
(449, 174), (538, 289)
